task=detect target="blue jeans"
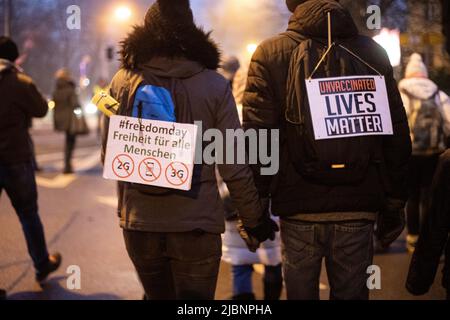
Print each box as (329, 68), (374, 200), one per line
(281, 219), (374, 300)
(232, 264), (283, 299)
(0, 162), (49, 271)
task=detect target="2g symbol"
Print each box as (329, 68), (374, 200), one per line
(117, 162), (131, 171)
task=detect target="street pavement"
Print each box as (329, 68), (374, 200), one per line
(0, 122), (447, 300)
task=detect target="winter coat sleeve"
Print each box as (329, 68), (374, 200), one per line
(406, 150), (450, 295)
(16, 74), (48, 118)
(216, 86), (263, 229)
(242, 45), (279, 198)
(381, 56), (412, 202)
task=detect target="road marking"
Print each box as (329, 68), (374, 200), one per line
(36, 174), (77, 189)
(36, 146), (99, 163)
(36, 151), (101, 189)
(96, 196), (118, 208)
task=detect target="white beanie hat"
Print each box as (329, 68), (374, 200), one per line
(405, 53), (428, 79)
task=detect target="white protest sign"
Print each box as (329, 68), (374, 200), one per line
(103, 115), (198, 191)
(305, 75), (393, 140)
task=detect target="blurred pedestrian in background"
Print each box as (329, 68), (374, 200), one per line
(0, 36), (62, 284)
(53, 68), (83, 174)
(406, 149), (450, 300)
(218, 56), (240, 87)
(220, 182), (283, 300)
(399, 53), (450, 253)
(219, 57), (283, 300)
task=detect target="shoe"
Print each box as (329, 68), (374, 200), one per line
(36, 253), (62, 284)
(0, 289), (6, 300)
(232, 293), (256, 300)
(406, 235), (419, 253)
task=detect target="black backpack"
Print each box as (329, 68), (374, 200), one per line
(285, 38), (384, 186)
(409, 91), (445, 154)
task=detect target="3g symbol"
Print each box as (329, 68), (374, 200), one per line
(171, 169), (185, 179)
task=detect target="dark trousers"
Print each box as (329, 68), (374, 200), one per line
(64, 132), (77, 170)
(123, 230), (222, 300)
(280, 219), (374, 300)
(0, 162), (49, 271)
(406, 154), (440, 235)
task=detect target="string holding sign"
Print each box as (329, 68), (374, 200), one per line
(308, 11), (382, 81)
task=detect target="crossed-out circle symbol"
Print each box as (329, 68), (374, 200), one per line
(165, 162), (189, 187)
(112, 154), (135, 179)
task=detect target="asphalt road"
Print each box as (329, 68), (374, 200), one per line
(0, 125), (447, 300)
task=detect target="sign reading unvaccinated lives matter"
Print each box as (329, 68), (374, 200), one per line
(306, 75), (393, 140)
(104, 115), (198, 191)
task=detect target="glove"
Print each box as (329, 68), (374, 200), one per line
(237, 220), (261, 253)
(244, 218), (280, 243)
(375, 198), (406, 249)
(237, 198), (279, 252)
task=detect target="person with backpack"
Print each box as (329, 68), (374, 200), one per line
(102, 0), (278, 300)
(243, 0), (411, 300)
(0, 36), (62, 285)
(399, 53), (450, 253)
(406, 149), (450, 300)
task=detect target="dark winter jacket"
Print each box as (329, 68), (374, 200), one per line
(53, 78), (79, 132)
(243, 0), (411, 217)
(407, 149), (450, 296)
(0, 59), (48, 165)
(103, 22), (263, 234)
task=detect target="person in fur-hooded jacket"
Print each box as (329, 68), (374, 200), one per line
(103, 0), (278, 300)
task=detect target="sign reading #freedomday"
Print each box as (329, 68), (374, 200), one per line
(103, 115), (198, 191)
(305, 75), (393, 140)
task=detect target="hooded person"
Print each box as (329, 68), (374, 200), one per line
(399, 53), (450, 253)
(243, 0), (411, 300)
(0, 36), (62, 284)
(104, 0), (278, 300)
(218, 55), (240, 85)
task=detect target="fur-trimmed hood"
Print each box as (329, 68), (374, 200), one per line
(120, 23), (221, 71)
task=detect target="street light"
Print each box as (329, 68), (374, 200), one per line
(247, 43), (258, 55)
(114, 6), (132, 22)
